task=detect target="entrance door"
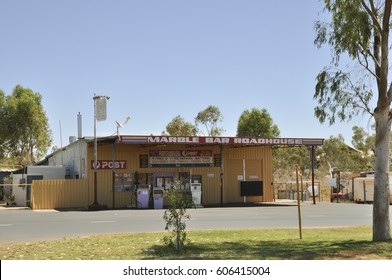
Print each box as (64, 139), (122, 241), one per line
(225, 160), (243, 203)
(155, 177), (174, 189)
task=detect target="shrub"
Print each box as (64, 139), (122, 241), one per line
(162, 183), (194, 250)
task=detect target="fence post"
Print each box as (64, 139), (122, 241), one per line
(296, 164), (302, 240)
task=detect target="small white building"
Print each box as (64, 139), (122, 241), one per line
(12, 165), (66, 206)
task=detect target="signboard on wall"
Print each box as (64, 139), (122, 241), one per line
(149, 150), (213, 168)
(119, 135), (324, 146)
(139, 155), (149, 168)
(91, 160), (127, 170)
(214, 154), (221, 167)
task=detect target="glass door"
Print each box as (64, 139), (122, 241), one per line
(155, 177), (174, 189)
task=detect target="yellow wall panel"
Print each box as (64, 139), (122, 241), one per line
(31, 179), (88, 209)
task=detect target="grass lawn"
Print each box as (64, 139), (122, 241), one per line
(1, 226), (391, 260)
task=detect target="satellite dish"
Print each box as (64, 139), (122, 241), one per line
(115, 116), (131, 135)
(116, 120), (123, 128)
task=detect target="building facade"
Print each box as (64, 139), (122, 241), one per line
(85, 135), (324, 209)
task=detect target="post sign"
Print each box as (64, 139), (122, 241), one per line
(91, 160), (127, 170)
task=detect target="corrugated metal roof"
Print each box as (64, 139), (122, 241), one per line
(0, 167), (18, 173)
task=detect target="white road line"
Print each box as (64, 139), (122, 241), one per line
(0, 224), (12, 227)
(90, 221), (116, 224)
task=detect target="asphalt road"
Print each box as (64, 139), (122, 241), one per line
(0, 202), (385, 244)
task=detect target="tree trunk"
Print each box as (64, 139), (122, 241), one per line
(373, 108), (391, 241)
(176, 216), (181, 250)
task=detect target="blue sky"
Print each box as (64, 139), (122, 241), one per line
(0, 0), (376, 149)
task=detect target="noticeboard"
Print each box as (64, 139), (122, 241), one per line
(214, 154), (221, 167)
(139, 155), (149, 168)
(149, 150), (213, 168)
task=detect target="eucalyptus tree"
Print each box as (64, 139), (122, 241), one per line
(235, 107), (287, 181)
(4, 85), (52, 165)
(351, 125), (376, 171)
(314, 0), (391, 241)
(163, 115), (198, 136)
(236, 108), (280, 138)
(273, 146), (312, 182)
(319, 135), (357, 173)
(195, 105), (224, 136)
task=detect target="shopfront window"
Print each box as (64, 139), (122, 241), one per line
(114, 172), (152, 192)
(155, 177), (174, 190)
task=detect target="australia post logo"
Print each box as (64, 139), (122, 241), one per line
(91, 160), (127, 170)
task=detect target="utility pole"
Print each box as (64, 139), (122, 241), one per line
(311, 146), (316, 204)
(89, 94), (110, 211)
(296, 164), (302, 239)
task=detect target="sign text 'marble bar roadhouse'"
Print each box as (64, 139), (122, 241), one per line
(120, 136), (324, 146)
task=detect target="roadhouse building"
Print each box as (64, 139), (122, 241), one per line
(84, 135), (324, 209)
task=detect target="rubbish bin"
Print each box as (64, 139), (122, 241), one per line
(191, 183), (202, 207)
(153, 187), (164, 209)
(137, 187), (150, 209)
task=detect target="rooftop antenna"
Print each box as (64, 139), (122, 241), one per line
(116, 116), (131, 136)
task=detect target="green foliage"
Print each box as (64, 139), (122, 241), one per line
(162, 183), (194, 250)
(314, 70), (373, 125)
(195, 105), (224, 136)
(273, 147), (310, 182)
(163, 115), (198, 136)
(313, 0), (381, 125)
(351, 125), (375, 170)
(315, 0), (371, 63)
(352, 125), (372, 152)
(0, 85), (52, 165)
(236, 108), (280, 138)
(273, 125), (377, 181)
(163, 105), (224, 136)
(320, 134), (353, 172)
(315, 133), (374, 174)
